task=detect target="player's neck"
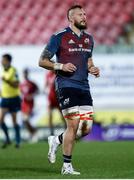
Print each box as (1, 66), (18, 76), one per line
(69, 24), (81, 37)
(25, 77), (29, 81)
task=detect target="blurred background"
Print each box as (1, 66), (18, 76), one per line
(0, 0), (134, 142)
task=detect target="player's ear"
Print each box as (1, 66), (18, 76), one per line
(69, 15), (74, 23)
(68, 10), (74, 23)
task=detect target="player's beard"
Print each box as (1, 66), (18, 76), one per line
(74, 20), (87, 30)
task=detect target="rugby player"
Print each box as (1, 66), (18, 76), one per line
(20, 68), (38, 142)
(39, 5), (100, 175)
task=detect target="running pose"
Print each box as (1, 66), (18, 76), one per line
(39, 5), (100, 175)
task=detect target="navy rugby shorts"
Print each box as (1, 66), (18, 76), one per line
(0, 96), (21, 113)
(56, 87), (93, 110)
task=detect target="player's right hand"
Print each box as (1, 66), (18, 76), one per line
(62, 63), (77, 72)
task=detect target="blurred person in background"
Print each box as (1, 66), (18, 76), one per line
(20, 68), (39, 143)
(45, 71), (66, 136)
(39, 5), (100, 175)
(0, 54), (21, 148)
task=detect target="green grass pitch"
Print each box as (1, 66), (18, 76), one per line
(0, 141), (134, 178)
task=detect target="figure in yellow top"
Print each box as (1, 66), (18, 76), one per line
(0, 54), (21, 148)
(1, 61), (20, 98)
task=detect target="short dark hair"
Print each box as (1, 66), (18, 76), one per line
(67, 5), (83, 20)
(2, 53), (12, 62)
(23, 68), (29, 74)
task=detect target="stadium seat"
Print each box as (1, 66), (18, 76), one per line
(0, 0), (134, 45)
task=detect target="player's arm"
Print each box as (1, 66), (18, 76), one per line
(87, 36), (100, 77)
(88, 58), (100, 77)
(2, 77), (19, 87)
(2, 68), (19, 87)
(39, 50), (76, 73)
(38, 49), (55, 71)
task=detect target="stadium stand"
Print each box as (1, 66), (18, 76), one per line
(0, 0), (134, 45)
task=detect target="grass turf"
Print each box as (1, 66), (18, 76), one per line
(0, 141), (134, 178)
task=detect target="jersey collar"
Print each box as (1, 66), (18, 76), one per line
(67, 26), (84, 38)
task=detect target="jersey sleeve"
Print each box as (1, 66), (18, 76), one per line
(4, 68), (18, 82)
(88, 36), (94, 58)
(44, 34), (61, 59)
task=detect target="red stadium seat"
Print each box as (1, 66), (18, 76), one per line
(0, 0), (134, 45)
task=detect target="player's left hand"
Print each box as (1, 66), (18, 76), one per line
(88, 66), (100, 77)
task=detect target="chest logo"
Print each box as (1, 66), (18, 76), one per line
(84, 38), (90, 44)
(68, 39), (75, 44)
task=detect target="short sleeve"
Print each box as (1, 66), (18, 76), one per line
(14, 69), (19, 81)
(88, 36), (94, 58)
(4, 68), (15, 81)
(45, 34), (61, 59)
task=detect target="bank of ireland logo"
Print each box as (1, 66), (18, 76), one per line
(63, 98), (70, 105)
(84, 38), (89, 44)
